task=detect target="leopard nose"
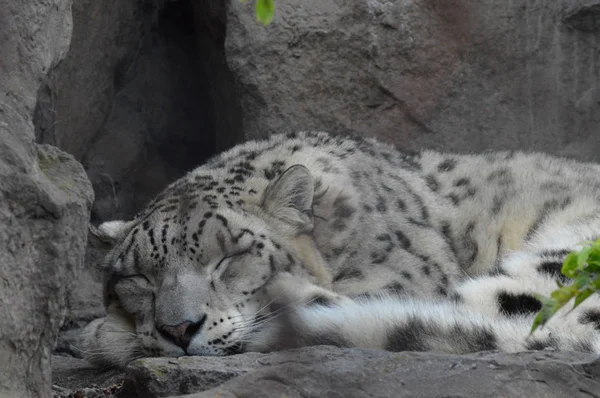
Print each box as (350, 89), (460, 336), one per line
(159, 315), (206, 350)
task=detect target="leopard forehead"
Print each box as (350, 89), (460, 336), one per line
(109, 203), (277, 276)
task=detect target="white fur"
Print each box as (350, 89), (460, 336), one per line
(81, 132), (600, 367)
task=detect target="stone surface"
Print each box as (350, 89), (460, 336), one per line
(117, 347), (600, 398)
(564, 0), (600, 32)
(35, 0), (242, 224)
(0, 143), (94, 398)
(225, 0), (600, 161)
(123, 352), (262, 397)
(1, 0), (95, 397)
(51, 355), (124, 398)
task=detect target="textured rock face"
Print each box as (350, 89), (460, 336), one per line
(0, 1), (94, 396)
(51, 356), (124, 398)
(35, 0), (242, 224)
(226, 0), (600, 160)
(96, 347), (600, 398)
(0, 138), (93, 398)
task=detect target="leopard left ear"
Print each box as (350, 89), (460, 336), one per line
(262, 165), (314, 233)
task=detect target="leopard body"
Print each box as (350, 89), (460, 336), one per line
(82, 131), (600, 367)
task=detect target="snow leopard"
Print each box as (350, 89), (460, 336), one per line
(82, 131), (600, 367)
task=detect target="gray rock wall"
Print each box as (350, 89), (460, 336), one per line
(0, 1), (94, 397)
(35, 0), (242, 223)
(226, 0), (600, 160)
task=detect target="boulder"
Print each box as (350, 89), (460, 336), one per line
(33, 0), (600, 228)
(225, 0), (600, 160)
(0, 142), (93, 398)
(0, 1), (95, 396)
(118, 347), (600, 398)
(51, 355), (124, 398)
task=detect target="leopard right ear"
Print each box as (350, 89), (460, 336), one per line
(262, 165), (315, 233)
(88, 220), (135, 249)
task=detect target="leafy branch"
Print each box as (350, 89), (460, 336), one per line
(531, 238), (600, 333)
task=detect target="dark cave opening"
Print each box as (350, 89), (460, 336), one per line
(154, 0), (244, 172)
(141, 0), (217, 176)
(106, 0), (244, 222)
(34, 0), (243, 223)
(106, 0), (243, 221)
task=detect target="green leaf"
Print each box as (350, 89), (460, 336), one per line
(255, 0), (275, 25)
(532, 239), (600, 333)
(574, 289), (593, 308)
(549, 285), (577, 305)
(576, 246), (591, 268)
(586, 248), (600, 269)
(561, 252), (579, 278)
(574, 272), (592, 290)
(591, 274), (600, 290)
(530, 294), (559, 334)
(531, 311), (545, 334)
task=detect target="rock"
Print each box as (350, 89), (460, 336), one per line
(121, 347), (600, 398)
(0, 143), (93, 398)
(1, 0), (95, 397)
(54, 237), (109, 358)
(35, 0), (242, 223)
(51, 355), (125, 397)
(564, 0), (600, 32)
(123, 352), (264, 397)
(225, 0), (600, 161)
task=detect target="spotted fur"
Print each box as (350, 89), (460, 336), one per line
(82, 132), (600, 367)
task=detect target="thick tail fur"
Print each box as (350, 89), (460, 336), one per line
(247, 293), (600, 355)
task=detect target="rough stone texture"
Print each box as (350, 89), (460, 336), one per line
(1, 0), (95, 397)
(226, 0), (600, 161)
(124, 351), (265, 397)
(564, 0), (600, 32)
(35, 0), (242, 223)
(0, 144), (94, 398)
(115, 347), (600, 398)
(51, 356), (124, 398)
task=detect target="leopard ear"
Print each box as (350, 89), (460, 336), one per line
(88, 220), (135, 248)
(262, 165), (314, 233)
